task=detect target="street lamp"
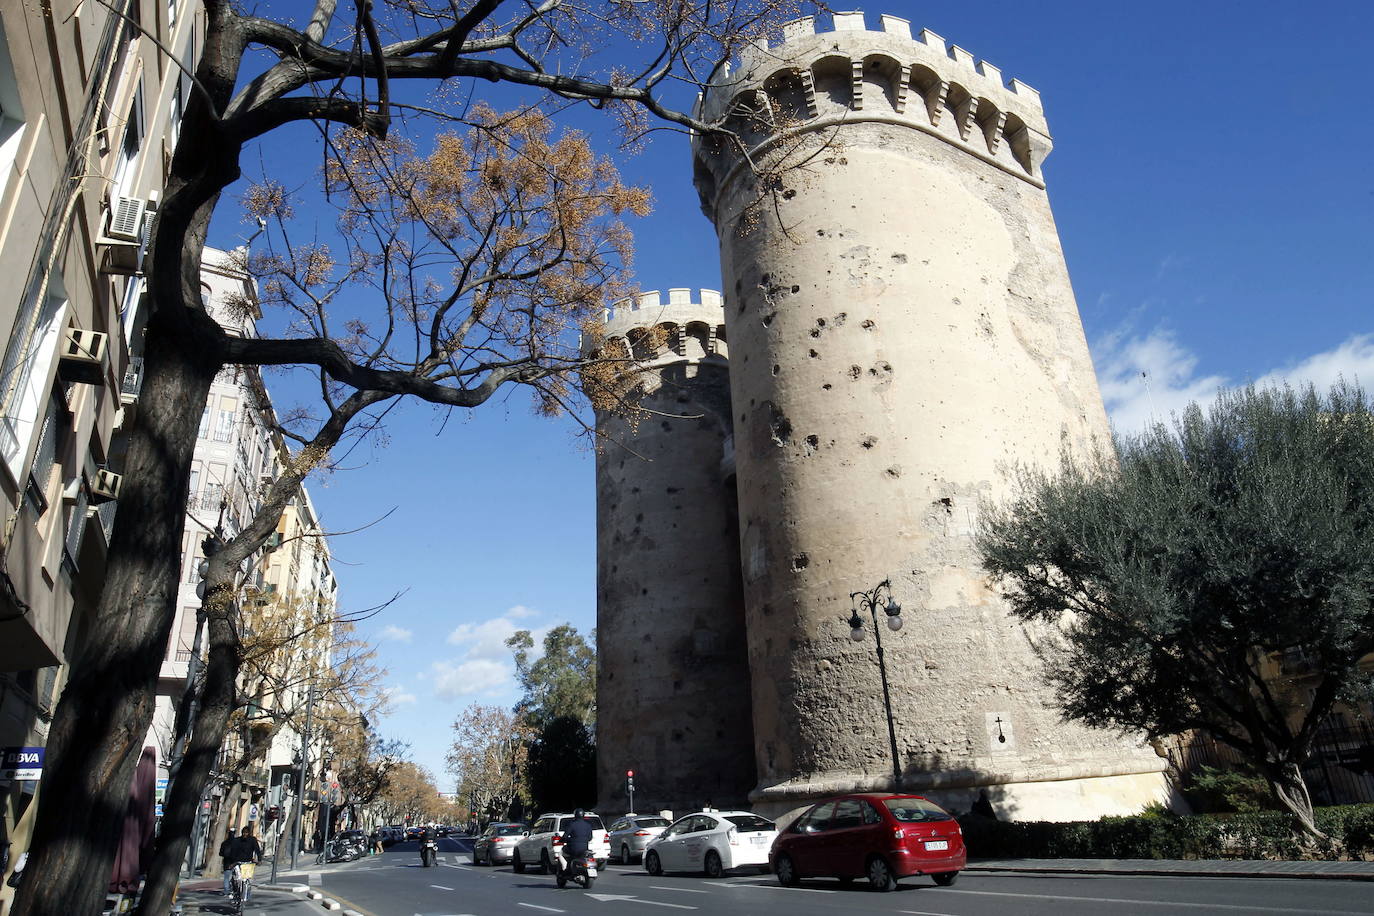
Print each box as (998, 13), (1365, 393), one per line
(847, 578), (904, 790)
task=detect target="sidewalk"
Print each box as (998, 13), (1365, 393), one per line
(173, 886), (335, 914)
(967, 857), (1374, 881)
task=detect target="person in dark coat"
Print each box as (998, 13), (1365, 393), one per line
(218, 828), (237, 895)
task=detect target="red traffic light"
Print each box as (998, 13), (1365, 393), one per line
(627, 769), (634, 778)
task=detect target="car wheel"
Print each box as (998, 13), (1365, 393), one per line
(621, 844), (632, 865)
(513, 851), (525, 873)
(645, 851), (663, 876)
(933, 871), (959, 887)
(775, 853), (799, 887)
(866, 856), (896, 892)
(704, 851), (724, 879)
(540, 850), (552, 874)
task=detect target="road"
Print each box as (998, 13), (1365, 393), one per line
(283, 838), (1374, 916)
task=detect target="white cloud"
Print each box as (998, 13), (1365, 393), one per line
(1254, 334), (1374, 393)
(1094, 327), (1227, 436)
(446, 617), (523, 660)
(1094, 329), (1374, 436)
(384, 685), (417, 705)
(380, 625), (413, 643)
(507, 604), (539, 620)
(431, 658), (512, 701)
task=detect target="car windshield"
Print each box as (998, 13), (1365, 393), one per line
(495, 825), (524, 836)
(882, 798), (953, 822)
(724, 815), (775, 832)
(635, 817), (670, 828)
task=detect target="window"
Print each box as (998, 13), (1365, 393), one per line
(792, 802), (833, 833)
(167, 24), (194, 149)
(723, 814), (773, 832)
(197, 399), (210, 438)
(0, 290), (68, 482)
(213, 396), (237, 442)
(0, 19), (27, 183)
(827, 800), (863, 831)
(111, 83), (145, 199)
(882, 798), (953, 823)
(861, 801), (882, 825)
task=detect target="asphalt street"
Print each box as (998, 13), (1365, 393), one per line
(276, 838), (1374, 916)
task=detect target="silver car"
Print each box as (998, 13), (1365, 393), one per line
(607, 814), (671, 864)
(473, 822), (526, 865)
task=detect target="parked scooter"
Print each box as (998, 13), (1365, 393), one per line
(554, 849), (597, 889)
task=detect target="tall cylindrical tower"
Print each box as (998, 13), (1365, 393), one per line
(589, 289), (756, 815)
(692, 12), (1167, 820)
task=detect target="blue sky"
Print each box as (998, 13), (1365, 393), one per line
(209, 1), (1373, 789)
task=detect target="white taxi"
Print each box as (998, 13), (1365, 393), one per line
(643, 811), (777, 878)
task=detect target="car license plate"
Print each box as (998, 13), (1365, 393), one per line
(750, 836), (768, 845)
(924, 840), (949, 851)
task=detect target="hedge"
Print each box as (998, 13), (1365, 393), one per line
(958, 804), (1374, 861)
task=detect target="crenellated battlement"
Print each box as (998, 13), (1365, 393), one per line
(584, 288), (729, 364)
(691, 11), (1055, 206)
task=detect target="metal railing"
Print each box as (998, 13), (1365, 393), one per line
(1166, 722), (1374, 806)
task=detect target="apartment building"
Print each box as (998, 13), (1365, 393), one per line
(0, 0), (200, 899)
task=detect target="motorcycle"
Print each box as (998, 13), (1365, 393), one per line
(554, 849), (597, 889)
(420, 838), (438, 867)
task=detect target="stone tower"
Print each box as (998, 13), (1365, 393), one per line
(589, 289), (757, 815)
(688, 12), (1167, 820)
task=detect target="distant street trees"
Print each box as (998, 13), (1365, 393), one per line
(446, 705), (532, 823)
(978, 382), (1374, 836)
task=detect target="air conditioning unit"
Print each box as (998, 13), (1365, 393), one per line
(98, 195), (152, 275)
(105, 196), (146, 242)
(57, 328), (109, 386)
(91, 468), (123, 503)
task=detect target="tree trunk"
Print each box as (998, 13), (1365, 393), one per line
(133, 591), (241, 916)
(9, 311), (219, 916)
(1266, 759), (1323, 839)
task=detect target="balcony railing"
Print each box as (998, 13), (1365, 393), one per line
(122, 357), (144, 397)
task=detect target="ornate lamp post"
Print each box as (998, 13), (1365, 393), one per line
(848, 578), (904, 789)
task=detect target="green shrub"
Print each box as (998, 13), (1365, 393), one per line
(1182, 764), (1278, 814)
(957, 803), (1374, 861)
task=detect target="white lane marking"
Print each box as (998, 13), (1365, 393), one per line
(307, 872), (323, 886)
(649, 886), (711, 894)
(585, 894), (697, 910)
(900, 911), (962, 916)
(516, 905), (565, 913)
(729, 881), (835, 894)
(429, 884), (455, 890)
(937, 889), (1372, 914)
(440, 862), (472, 870)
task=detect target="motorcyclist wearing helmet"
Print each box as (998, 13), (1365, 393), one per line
(557, 809), (594, 875)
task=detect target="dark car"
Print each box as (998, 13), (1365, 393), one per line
(769, 793), (965, 891)
(473, 822), (527, 866)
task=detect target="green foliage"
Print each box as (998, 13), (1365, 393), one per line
(977, 381), (1374, 827)
(506, 624), (597, 731)
(1183, 764), (1277, 814)
(958, 804), (1374, 861)
(525, 715), (597, 813)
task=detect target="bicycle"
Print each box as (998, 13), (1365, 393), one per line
(226, 861), (255, 915)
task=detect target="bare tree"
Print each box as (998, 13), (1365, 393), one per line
(13, 3), (804, 910)
(446, 704), (532, 823)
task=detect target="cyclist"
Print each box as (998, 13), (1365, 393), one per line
(226, 825), (263, 905)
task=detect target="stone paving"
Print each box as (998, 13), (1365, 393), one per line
(968, 857), (1374, 881)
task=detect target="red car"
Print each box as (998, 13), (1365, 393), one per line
(769, 793), (965, 891)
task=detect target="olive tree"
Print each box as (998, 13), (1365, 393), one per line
(977, 382), (1374, 836)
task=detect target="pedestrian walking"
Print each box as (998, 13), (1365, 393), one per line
(218, 827), (237, 896)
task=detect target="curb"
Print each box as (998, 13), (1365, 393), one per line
(965, 863), (1374, 882)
